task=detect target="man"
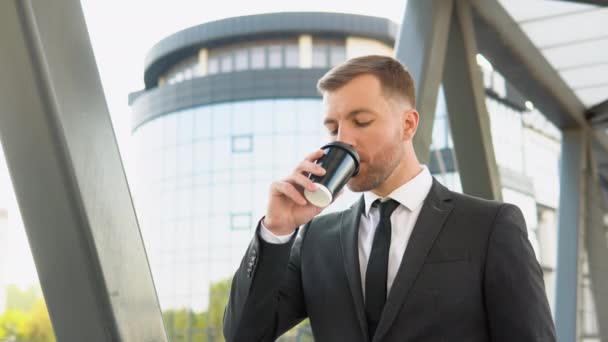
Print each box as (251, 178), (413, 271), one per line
(223, 55), (556, 341)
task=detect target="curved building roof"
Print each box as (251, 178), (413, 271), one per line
(143, 12), (398, 88)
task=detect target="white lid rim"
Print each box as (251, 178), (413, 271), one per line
(304, 183), (333, 208)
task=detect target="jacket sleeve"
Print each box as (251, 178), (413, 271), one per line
(223, 219), (308, 341)
(484, 203), (556, 342)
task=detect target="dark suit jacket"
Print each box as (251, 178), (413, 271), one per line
(224, 178), (556, 341)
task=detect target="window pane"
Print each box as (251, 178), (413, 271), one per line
(183, 68), (192, 80)
(252, 100), (274, 135)
(193, 106), (212, 140)
(330, 45), (346, 66)
(232, 101), (253, 135)
(285, 44), (299, 68)
(221, 53), (233, 73)
(235, 48), (248, 71)
(312, 44), (327, 68)
(230, 212), (252, 230)
(250, 47), (265, 69)
(253, 135), (273, 166)
(231, 135), (253, 153)
(208, 56), (219, 74)
(192, 63), (201, 77)
(268, 45), (282, 68)
(176, 108), (194, 144)
(212, 103), (232, 138)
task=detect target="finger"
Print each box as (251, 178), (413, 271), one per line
(274, 181), (308, 205)
(289, 172), (318, 192)
(303, 149), (326, 162)
(295, 160), (326, 176)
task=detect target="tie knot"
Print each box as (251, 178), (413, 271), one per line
(373, 198), (400, 219)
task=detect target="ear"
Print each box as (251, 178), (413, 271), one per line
(402, 109), (419, 141)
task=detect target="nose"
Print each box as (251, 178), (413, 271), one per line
(335, 126), (356, 147)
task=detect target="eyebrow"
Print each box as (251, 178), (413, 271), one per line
(323, 108), (377, 125)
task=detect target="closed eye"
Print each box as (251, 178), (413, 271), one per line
(355, 121), (373, 127)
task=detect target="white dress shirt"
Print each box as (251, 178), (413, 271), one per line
(259, 165), (433, 297)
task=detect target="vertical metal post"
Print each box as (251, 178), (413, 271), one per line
(583, 143), (608, 342)
(555, 129), (586, 342)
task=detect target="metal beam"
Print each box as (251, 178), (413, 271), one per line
(592, 130), (608, 152)
(555, 129), (586, 342)
(554, 0), (608, 7)
(470, 0), (587, 129)
(0, 1), (167, 341)
(394, 0), (453, 165)
(442, 0), (502, 201)
(586, 99), (608, 128)
(584, 145), (608, 342)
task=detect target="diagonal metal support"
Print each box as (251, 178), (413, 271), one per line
(394, 0), (453, 165)
(0, 0), (167, 341)
(442, 0), (502, 200)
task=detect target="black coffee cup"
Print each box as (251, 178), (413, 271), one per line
(304, 141), (360, 208)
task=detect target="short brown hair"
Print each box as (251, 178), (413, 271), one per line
(317, 55), (416, 107)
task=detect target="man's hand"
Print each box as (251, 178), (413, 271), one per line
(263, 149), (333, 235)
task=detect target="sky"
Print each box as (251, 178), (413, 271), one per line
(0, 0), (407, 289)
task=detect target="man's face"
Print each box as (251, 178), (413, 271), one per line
(322, 74), (409, 192)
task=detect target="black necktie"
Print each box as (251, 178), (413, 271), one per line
(365, 198), (399, 340)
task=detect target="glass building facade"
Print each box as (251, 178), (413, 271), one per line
(131, 98), (362, 313)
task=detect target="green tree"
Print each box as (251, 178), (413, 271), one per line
(0, 309), (28, 340)
(161, 277), (314, 341)
(0, 286), (55, 342)
(19, 299), (55, 342)
(162, 278), (231, 342)
(206, 278), (232, 341)
(163, 309), (208, 342)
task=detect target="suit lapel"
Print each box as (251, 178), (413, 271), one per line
(373, 178), (454, 342)
(339, 196), (369, 340)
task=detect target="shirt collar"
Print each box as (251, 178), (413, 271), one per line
(363, 165), (433, 217)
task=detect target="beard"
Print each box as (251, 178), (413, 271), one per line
(346, 138), (404, 193)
